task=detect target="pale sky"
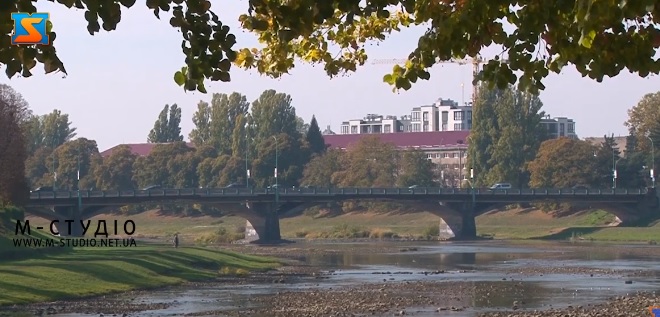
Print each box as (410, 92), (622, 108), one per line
(3, 1), (660, 152)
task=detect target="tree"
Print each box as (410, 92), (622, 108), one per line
(50, 138), (101, 190)
(249, 90), (300, 142)
(467, 85), (545, 188)
(333, 136), (397, 187)
(624, 92), (660, 150)
(593, 134), (621, 188)
(167, 104), (183, 142)
(3, 2), (659, 93)
(132, 142), (192, 187)
(0, 85), (30, 204)
(466, 85), (499, 187)
(301, 149), (343, 187)
(24, 109), (77, 154)
(189, 101), (212, 146)
(527, 138), (599, 188)
(94, 145), (137, 190)
(234, 1), (660, 94)
(397, 150), (434, 187)
(208, 92), (250, 155)
(306, 115), (326, 156)
(148, 104), (183, 143)
(296, 116), (310, 135)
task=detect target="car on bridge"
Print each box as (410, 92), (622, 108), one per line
(225, 183), (247, 188)
(142, 185), (162, 190)
(489, 183), (512, 190)
(31, 186), (53, 192)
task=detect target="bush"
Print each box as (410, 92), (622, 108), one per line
(368, 228), (397, 239)
(195, 227), (245, 245)
(422, 225), (440, 238)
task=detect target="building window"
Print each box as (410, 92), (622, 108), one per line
(351, 126), (358, 134)
(568, 123), (575, 133)
(384, 124), (391, 133)
(423, 124), (429, 131)
(453, 153), (459, 158)
(467, 111), (472, 120)
(412, 112), (420, 121)
(423, 112), (428, 121)
(341, 126), (349, 134)
(559, 123), (565, 136)
(427, 154), (432, 158)
(454, 111), (463, 120)
(442, 123), (447, 131)
(454, 123), (463, 130)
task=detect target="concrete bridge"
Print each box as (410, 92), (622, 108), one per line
(25, 187), (660, 243)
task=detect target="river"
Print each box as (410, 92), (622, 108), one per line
(42, 241), (660, 316)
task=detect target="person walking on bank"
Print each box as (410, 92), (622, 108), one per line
(173, 233), (179, 248)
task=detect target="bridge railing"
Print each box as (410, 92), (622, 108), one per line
(28, 187), (649, 199)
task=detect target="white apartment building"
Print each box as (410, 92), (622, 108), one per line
(339, 97), (576, 139)
(341, 98), (472, 134)
(340, 114), (403, 134)
(540, 116), (578, 139)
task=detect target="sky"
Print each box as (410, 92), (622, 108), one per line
(3, 1), (660, 152)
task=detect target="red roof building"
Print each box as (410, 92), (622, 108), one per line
(100, 142), (194, 158)
(323, 130), (470, 150)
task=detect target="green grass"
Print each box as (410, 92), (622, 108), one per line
(0, 245), (280, 305)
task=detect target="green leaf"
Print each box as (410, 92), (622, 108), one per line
(383, 73), (393, 84)
(579, 30), (596, 48)
(46, 20), (53, 33)
(197, 82), (207, 93)
(173, 71), (185, 86)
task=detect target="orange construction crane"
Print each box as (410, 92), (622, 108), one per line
(371, 55), (505, 104)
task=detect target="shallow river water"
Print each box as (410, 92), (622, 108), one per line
(50, 241), (660, 316)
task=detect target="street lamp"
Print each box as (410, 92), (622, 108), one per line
(52, 153), (57, 191)
(272, 135), (279, 204)
(613, 157), (623, 189)
(646, 134), (655, 188)
(470, 168), (475, 213)
(245, 132), (250, 188)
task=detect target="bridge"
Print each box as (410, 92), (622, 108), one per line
(25, 187), (660, 243)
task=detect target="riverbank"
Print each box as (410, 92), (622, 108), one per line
(0, 244), (280, 306)
(11, 241), (659, 317)
(24, 207), (660, 243)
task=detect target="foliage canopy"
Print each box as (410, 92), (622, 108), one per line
(2, 0), (659, 93)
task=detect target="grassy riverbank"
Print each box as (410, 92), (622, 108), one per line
(0, 245), (280, 305)
(24, 207), (660, 243)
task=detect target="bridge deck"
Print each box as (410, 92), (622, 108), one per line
(25, 187), (650, 206)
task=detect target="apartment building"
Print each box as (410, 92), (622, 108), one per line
(340, 98), (472, 134)
(540, 116), (578, 139)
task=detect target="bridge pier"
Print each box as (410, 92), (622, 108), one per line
(53, 206), (85, 237)
(239, 202), (308, 244)
(433, 202), (501, 240)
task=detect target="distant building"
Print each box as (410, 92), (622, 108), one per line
(322, 125), (336, 135)
(540, 115), (578, 139)
(100, 142), (193, 158)
(339, 98), (575, 138)
(324, 130), (469, 168)
(584, 135), (628, 153)
(339, 98), (471, 134)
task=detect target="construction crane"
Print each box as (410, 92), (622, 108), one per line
(371, 55), (505, 104)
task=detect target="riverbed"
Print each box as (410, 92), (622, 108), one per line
(6, 240), (660, 316)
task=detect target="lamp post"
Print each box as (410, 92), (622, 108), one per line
(646, 134), (656, 188)
(613, 157), (623, 189)
(245, 132), (250, 188)
(52, 154), (57, 191)
(611, 149), (615, 189)
(273, 135), (279, 204)
(470, 168), (475, 212)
